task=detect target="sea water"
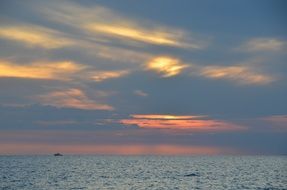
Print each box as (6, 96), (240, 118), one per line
(0, 156), (286, 190)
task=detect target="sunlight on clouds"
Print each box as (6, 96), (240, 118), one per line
(0, 25), (74, 49)
(146, 56), (188, 77)
(0, 60), (83, 80)
(120, 114), (244, 132)
(240, 38), (285, 52)
(91, 70), (129, 82)
(40, 1), (204, 49)
(0, 60), (130, 82)
(36, 88), (114, 111)
(199, 65), (275, 85)
(131, 114), (205, 120)
(86, 24), (186, 47)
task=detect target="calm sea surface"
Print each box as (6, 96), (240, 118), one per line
(0, 155), (286, 190)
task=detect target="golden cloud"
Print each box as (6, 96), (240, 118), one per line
(85, 23), (187, 47)
(0, 60), (83, 80)
(40, 1), (204, 49)
(36, 88), (114, 111)
(199, 65), (275, 85)
(0, 59), (131, 82)
(120, 114), (244, 132)
(0, 25), (74, 49)
(146, 56), (188, 77)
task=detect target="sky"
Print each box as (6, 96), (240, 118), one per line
(0, 0), (286, 155)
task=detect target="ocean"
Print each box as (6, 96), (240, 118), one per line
(0, 156), (286, 190)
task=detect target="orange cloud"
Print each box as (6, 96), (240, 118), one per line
(131, 114), (205, 120)
(0, 60), (83, 80)
(36, 88), (114, 111)
(146, 56), (188, 77)
(0, 25), (74, 48)
(120, 114), (244, 132)
(0, 143), (233, 155)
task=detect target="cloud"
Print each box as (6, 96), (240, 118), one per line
(119, 114), (244, 132)
(0, 25), (74, 49)
(38, 1), (205, 49)
(0, 59), (131, 82)
(144, 56), (277, 85)
(0, 60), (84, 80)
(36, 88), (114, 111)
(134, 90), (148, 97)
(131, 114), (205, 120)
(85, 23), (190, 48)
(239, 38), (285, 52)
(0, 23), (153, 66)
(198, 65), (276, 85)
(146, 56), (189, 77)
(144, 56), (276, 85)
(90, 70), (129, 82)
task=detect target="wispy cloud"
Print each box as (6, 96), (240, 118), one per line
(146, 56), (189, 77)
(0, 60), (83, 80)
(239, 38), (286, 52)
(0, 59), (131, 82)
(0, 25), (74, 49)
(120, 114), (244, 132)
(36, 88), (114, 111)
(144, 56), (276, 85)
(198, 65), (275, 85)
(38, 1), (205, 49)
(85, 23), (190, 48)
(90, 70), (129, 82)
